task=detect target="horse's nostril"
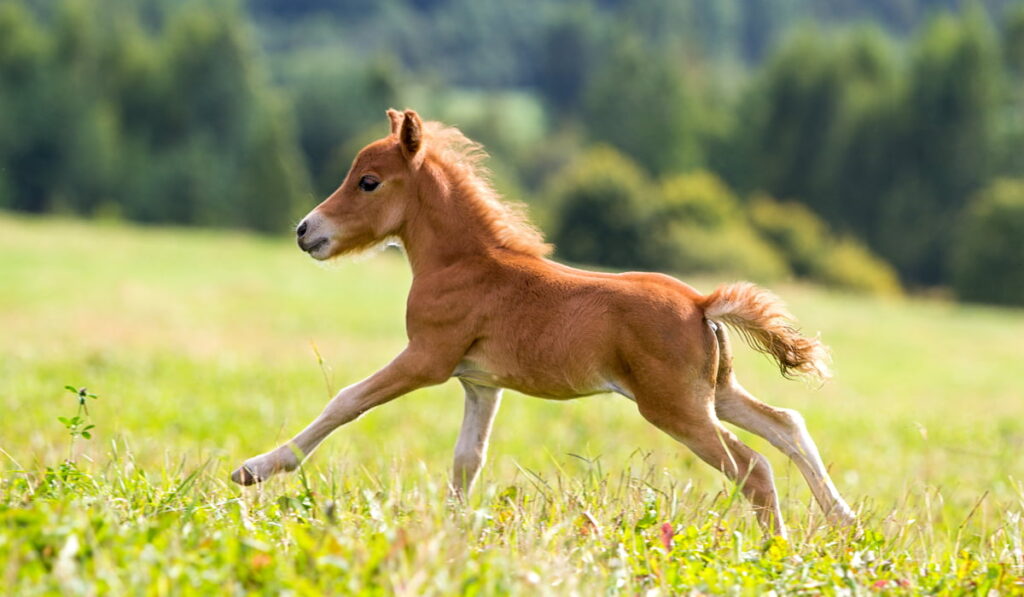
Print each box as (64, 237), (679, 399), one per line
(296, 221), (308, 237)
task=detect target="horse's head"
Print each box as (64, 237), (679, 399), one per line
(296, 109), (425, 260)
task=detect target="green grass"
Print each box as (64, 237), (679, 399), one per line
(2, 213), (1024, 594)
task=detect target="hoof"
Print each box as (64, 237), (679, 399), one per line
(230, 465), (262, 486)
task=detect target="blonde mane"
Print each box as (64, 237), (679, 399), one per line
(423, 122), (552, 258)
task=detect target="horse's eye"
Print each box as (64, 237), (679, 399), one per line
(358, 176), (380, 192)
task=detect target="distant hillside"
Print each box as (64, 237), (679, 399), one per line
(248, 0), (1019, 86)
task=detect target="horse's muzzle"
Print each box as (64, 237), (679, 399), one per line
(300, 237), (328, 255)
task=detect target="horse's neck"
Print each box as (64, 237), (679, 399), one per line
(399, 167), (496, 278)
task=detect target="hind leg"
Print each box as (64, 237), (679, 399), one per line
(636, 383), (787, 538)
(715, 378), (855, 524)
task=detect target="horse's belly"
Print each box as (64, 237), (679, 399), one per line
(453, 358), (621, 400)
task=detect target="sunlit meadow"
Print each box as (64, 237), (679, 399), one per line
(2, 214), (1023, 594)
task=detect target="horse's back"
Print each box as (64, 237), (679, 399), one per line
(457, 254), (714, 398)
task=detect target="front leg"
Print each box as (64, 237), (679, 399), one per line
(231, 347), (452, 485)
(451, 380), (502, 498)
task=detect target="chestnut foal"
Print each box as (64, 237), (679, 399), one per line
(230, 109), (856, 536)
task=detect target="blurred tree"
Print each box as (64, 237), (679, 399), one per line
(250, 0), (1019, 91)
(164, 8), (253, 145)
(583, 31), (701, 175)
(0, 0), (309, 231)
(660, 171), (745, 228)
(816, 29), (902, 245)
(952, 179), (1024, 305)
(738, 0), (790, 63)
(878, 13), (1000, 283)
(0, 1), (54, 212)
(999, 5), (1024, 179)
(137, 2), (308, 230)
(816, 236), (902, 295)
(655, 172), (789, 280)
(749, 196), (900, 294)
(1006, 4), (1024, 75)
(747, 196), (828, 278)
(728, 17), (1003, 286)
(724, 30), (846, 203)
(533, 3), (602, 112)
(282, 53), (398, 195)
(238, 99), (310, 231)
(724, 27), (900, 232)
(2, 0), (1022, 303)
(548, 146), (657, 269)
(410, 0), (552, 88)
(249, 0), (381, 20)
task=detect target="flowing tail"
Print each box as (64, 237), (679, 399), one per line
(701, 282), (831, 381)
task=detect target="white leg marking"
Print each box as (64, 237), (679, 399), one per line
(451, 380), (502, 497)
(232, 378), (378, 484)
(232, 349), (438, 485)
(715, 381), (856, 524)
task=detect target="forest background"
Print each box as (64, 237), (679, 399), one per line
(2, 0), (1024, 304)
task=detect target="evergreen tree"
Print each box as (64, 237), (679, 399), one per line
(879, 14), (1000, 283)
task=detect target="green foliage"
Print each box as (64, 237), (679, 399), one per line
(660, 171), (745, 228)
(548, 158), (900, 288)
(533, 4), (602, 112)
(878, 13), (1001, 283)
(749, 196), (901, 295)
(60, 386), (98, 442)
(281, 53), (398, 195)
(3, 0), (1024, 297)
(659, 223), (791, 282)
(1004, 3), (1024, 75)
(748, 196), (829, 277)
(815, 237), (903, 296)
(583, 31), (702, 175)
(58, 385), (99, 465)
(0, 0), (308, 232)
(548, 146), (657, 269)
(654, 173), (789, 281)
(722, 27), (903, 245)
(952, 179), (1024, 305)
(723, 14), (1014, 287)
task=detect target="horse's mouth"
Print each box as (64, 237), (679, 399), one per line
(301, 237), (329, 257)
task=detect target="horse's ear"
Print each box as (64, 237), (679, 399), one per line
(399, 109), (423, 164)
(386, 109), (403, 136)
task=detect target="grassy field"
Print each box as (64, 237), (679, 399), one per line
(2, 213), (1024, 595)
